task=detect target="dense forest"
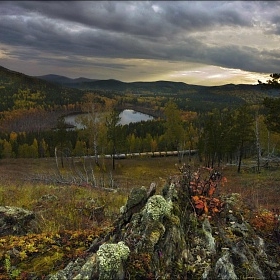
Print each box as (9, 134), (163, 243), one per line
(0, 66), (280, 172)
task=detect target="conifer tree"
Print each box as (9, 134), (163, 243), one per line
(106, 109), (121, 170)
(261, 73), (280, 134)
(234, 105), (255, 173)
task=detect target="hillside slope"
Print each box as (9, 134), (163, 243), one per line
(0, 65), (278, 113)
(0, 66), (83, 111)
(37, 73), (278, 106)
(36, 74), (97, 87)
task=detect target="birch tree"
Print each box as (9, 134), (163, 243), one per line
(163, 100), (184, 151)
(77, 95), (106, 167)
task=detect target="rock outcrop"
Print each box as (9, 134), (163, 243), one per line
(47, 173), (280, 279)
(0, 206), (35, 236)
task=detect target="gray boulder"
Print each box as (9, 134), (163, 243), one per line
(0, 206), (35, 236)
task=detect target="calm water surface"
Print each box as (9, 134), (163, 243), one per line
(118, 109), (154, 125)
(64, 109), (154, 129)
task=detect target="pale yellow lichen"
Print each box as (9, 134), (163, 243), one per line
(143, 195), (172, 221)
(149, 231), (161, 246)
(97, 241), (130, 280)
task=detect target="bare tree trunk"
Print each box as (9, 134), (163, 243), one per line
(112, 146), (116, 170)
(237, 142), (243, 173)
(55, 147), (63, 179)
(83, 157), (89, 184)
(93, 133), (99, 167)
(60, 144), (64, 168)
(267, 130), (270, 156)
(255, 114), (261, 173)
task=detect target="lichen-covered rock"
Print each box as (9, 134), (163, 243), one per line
(142, 195), (172, 221)
(121, 186), (148, 222)
(0, 206), (35, 236)
(48, 178), (280, 279)
(96, 241), (130, 280)
(214, 249), (238, 279)
(73, 254), (98, 280)
(46, 258), (88, 280)
(202, 218), (216, 254)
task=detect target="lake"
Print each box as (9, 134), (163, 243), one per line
(64, 109), (154, 129)
(118, 109), (154, 125)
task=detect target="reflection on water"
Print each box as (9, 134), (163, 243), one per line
(64, 109), (154, 129)
(118, 109), (153, 125)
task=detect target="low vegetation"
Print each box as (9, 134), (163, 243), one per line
(0, 156), (279, 279)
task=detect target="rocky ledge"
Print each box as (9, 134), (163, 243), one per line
(47, 169), (280, 280)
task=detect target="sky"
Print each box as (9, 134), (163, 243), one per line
(0, 1), (279, 86)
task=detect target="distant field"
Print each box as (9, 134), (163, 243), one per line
(1, 156), (279, 211)
(0, 156), (190, 191)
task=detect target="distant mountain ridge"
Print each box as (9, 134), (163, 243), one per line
(0, 65), (278, 113)
(36, 73), (226, 90)
(36, 74), (97, 86)
(36, 73), (262, 92)
(36, 73), (279, 104)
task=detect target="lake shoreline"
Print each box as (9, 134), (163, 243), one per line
(116, 104), (162, 119)
(62, 105), (162, 120)
(64, 108), (156, 129)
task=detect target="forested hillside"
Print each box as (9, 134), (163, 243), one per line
(36, 74), (97, 87)
(0, 66), (83, 111)
(0, 65), (277, 114)
(37, 73), (278, 107)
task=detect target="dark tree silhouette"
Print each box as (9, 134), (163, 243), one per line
(262, 73), (280, 134)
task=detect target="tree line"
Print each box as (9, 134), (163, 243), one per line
(0, 74), (279, 173)
(0, 101), (279, 173)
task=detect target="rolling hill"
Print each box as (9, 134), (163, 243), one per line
(37, 74), (253, 95)
(0, 66), (83, 111)
(36, 74), (97, 87)
(36, 72), (279, 106)
(0, 65), (279, 113)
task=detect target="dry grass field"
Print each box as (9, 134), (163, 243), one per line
(1, 155), (279, 212)
(0, 155), (279, 279)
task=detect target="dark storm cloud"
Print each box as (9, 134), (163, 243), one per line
(214, 46), (260, 70)
(6, 1), (253, 37)
(270, 15), (280, 35)
(0, 1), (280, 80)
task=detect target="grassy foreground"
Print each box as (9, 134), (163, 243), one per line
(0, 156), (279, 279)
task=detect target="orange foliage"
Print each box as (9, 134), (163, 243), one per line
(181, 165), (226, 217)
(250, 211), (278, 233)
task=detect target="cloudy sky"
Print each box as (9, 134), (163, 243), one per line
(0, 1), (279, 86)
